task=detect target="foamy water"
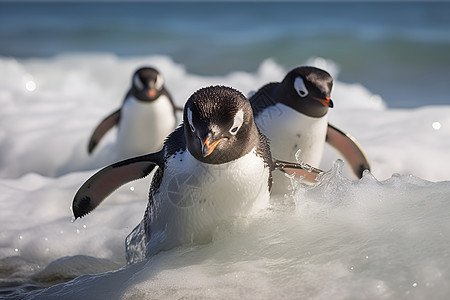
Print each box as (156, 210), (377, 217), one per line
(1, 55), (450, 299)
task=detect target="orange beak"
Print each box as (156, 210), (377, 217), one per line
(202, 137), (224, 157)
(312, 96), (334, 108)
(148, 89), (156, 98)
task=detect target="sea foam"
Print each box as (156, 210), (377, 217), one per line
(1, 54), (449, 299)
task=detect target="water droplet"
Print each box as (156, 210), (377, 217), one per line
(432, 121), (441, 130)
(44, 237), (48, 241)
(14, 248), (19, 252)
(130, 186), (135, 191)
(19, 235), (23, 240)
(412, 282), (418, 287)
(25, 80), (36, 92)
(23, 74), (37, 92)
(83, 224), (87, 229)
(295, 149), (302, 163)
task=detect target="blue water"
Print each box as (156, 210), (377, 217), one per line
(1, 2), (450, 108)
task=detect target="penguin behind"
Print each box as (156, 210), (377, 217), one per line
(72, 85), (322, 264)
(87, 67), (178, 160)
(249, 66), (370, 194)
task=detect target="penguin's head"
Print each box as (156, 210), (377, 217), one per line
(130, 67), (165, 101)
(184, 86), (258, 164)
(278, 66), (334, 118)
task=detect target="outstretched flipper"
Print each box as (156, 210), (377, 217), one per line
(274, 159), (324, 183)
(72, 150), (165, 219)
(88, 109), (121, 154)
(326, 124), (370, 178)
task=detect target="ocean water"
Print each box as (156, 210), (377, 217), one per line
(1, 2), (450, 299)
(1, 2), (449, 107)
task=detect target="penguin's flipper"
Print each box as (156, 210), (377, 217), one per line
(273, 159), (324, 183)
(88, 109), (121, 154)
(72, 150), (165, 219)
(326, 124), (370, 178)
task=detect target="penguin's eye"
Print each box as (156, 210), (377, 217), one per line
(294, 77), (308, 98)
(133, 74), (144, 90)
(229, 109), (244, 135)
(154, 74), (164, 90)
(187, 107), (195, 132)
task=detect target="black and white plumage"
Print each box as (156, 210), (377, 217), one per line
(73, 86), (322, 264)
(250, 66), (370, 194)
(87, 67), (178, 160)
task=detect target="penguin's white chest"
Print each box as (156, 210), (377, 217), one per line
(256, 103), (328, 163)
(255, 103), (328, 194)
(148, 148), (270, 255)
(116, 95), (176, 159)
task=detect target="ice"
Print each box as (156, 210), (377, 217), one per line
(1, 54), (450, 299)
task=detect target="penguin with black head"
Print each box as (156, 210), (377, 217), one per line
(250, 66), (370, 194)
(88, 67), (179, 160)
(73, 85), (322, 263)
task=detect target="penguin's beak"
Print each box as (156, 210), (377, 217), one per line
(148, 89), (156, 98)
(312, 96), (334, 108)
(201, 136), (224, 157)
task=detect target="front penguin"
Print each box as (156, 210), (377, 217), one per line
(73, 86), (323, 264)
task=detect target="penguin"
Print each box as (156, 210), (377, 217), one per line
(73, 85), (323, 264)
(249, 66), (370, 194)
(87, 67), (179, 160)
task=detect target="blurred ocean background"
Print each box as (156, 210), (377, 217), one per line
(1, 1), (449, 108)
